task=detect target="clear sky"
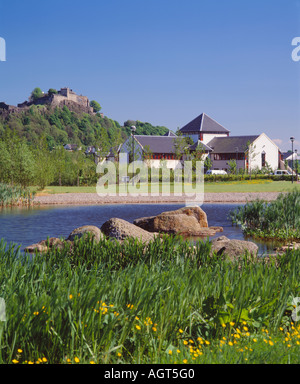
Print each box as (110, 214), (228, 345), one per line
(0, 0), (300, 151)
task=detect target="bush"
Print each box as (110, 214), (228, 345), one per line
(230, 189), (300, 241)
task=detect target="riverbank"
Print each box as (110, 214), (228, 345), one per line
(33, 192), (282, 205)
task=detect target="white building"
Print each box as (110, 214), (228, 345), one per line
(117, 112), (283, 173)
(119, 130), (205, 169)
(179, 113), (282, 173)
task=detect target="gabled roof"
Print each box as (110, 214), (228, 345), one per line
(189, 140), (212, 152)
(134, 135), (186, 154)
(180, 113), (230, 134)
(164, 130), (177, 137)
(282, 152), (300, 161)
(207, 135), (260, 153)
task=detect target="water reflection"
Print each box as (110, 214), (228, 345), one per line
(0, 203), (278, 254)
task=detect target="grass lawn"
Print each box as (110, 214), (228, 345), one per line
(32, 180), (300, 195)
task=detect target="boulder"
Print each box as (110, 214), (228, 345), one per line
(101, 218), (157, 243)
(24, 237), (65, 253)
(133, 206), (220, 236)
(274, 242), (300, 255)
(67, 225), (103, 243)
(211, 236), (259, 261)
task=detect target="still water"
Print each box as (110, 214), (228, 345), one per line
(0, 203), (279, 254)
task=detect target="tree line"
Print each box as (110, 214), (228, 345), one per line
(0, 130), (98, 189)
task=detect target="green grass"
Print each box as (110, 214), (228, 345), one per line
(30, 180), (300, 195)
(1, 235), (300, 364)
(204, 180), (300, 193)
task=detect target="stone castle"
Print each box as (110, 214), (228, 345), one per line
(0, 87), (95, 115)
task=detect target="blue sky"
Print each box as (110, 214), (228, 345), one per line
(0, 0), (299, 151)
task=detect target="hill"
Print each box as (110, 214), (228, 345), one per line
(0, 87), (170, 151)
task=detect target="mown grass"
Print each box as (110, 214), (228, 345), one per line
(1, 235), (300, 364)
(31, 180), (300, 196)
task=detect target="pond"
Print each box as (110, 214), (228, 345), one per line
(0, 203), (280, 255)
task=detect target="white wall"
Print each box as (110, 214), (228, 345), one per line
(148, 159), (182, 169)
(249, 134), (279, 171)
(202, 133), (228, 145)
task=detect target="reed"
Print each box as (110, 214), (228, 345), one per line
(229, 189), (300, 241)
(0, 235), (300, 364)
(0, 183), (35, 207)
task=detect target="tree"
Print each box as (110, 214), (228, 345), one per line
(0, 129), (35, 187)
(0, 140), (12, 183)
(48, 88), (58, 95)
(52, 145), (66, 186)
(245, 141), (258, 180)
(32, 136), (55, 189)
(204, 156), (213, 172)
(227, 159), (237, 175)
(30, 87), (44, 101)
(90, 100), (101, 113)
(72, 150), (86, 187)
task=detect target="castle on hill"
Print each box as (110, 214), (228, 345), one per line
(0, 87), (94, 115)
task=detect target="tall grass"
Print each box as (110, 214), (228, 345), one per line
(230, 190), (300, 241)
(0, 235), (300, 364)
(0, 183), (35, 207)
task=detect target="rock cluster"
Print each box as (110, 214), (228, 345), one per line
(133, 206), (223, 237)
(24, 206), (259, 261)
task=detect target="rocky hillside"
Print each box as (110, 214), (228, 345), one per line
(0, 90), (169, 150)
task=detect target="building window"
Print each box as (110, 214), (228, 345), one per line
(262, 152), (266, 167)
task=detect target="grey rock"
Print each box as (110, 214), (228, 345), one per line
(211, 236), (259, 261)
(67, 225), (104, 243)
(101, 218), (157, 243)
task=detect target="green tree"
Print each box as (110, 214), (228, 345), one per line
(227, 159), (237, 175)
(0, 129), (35, 187)
(33, 136), (55, 189)
(31, 87), (44, 101)
(53, 145), (67, 186)
(72, 150), (86, 187)
(0, 140), (12, 183)
(204, 156), (213, 172)
(90, 100), (101, 113)
(48, 88), (58, 95)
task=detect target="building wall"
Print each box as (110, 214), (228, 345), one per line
(210, 159), (245, 172)
(249, 134), (279, 171)
(202, 133), (228, 145)
(209, 134), (279, 172)
(148, 159), (182, 169)
(182, 132), (228, 145)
